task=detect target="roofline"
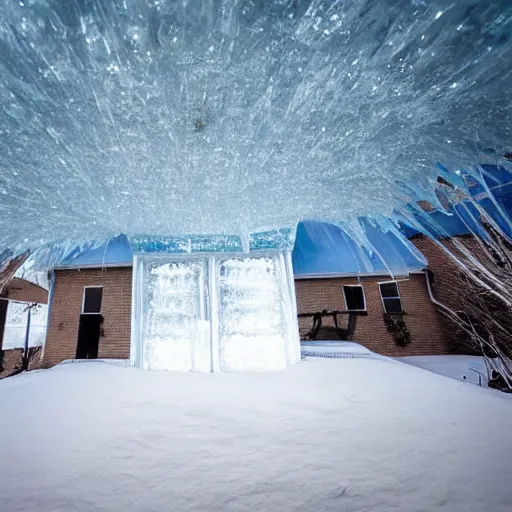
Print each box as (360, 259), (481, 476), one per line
(294, 269), (426, 280)
(53, 263), (428, 278)
(6, 276), (49, 295)
(54, 262), (133, 271)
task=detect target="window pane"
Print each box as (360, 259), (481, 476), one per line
(383, 297), (402, 314)
(343, 286), (365, 310)
(380, 282), (399, 298)
(83, 287), (102, 313)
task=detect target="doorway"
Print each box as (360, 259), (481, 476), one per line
(76, 286), (103, 359)
(76, 314), (102, 359)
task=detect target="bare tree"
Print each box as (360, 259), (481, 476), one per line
(429, 223), (512, 391)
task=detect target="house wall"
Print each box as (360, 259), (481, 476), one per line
(0, 278), (48, 350)
(44, 267), (132, 367)
(295, 273), (451, 356)
(410, 234), (491, 354)
(0, 347), (42, 379)
(43, 258), (459, 365)
(410, 235), (483, 310)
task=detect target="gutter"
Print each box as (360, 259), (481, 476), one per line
(41, 270), (56, 361)
(424, 270), (454, 315)
(294, 270), (410, 280)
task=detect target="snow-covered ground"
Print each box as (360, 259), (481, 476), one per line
(398, 355), (490, 387)
(1, 359), (512, 512)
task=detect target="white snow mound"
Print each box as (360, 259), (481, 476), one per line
(398, 355), (491, 387)
(1, 358), (512, 512)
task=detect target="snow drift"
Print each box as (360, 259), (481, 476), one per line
(1, 359), (511, 512)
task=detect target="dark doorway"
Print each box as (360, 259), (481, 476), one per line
(0, 299), (8, 372)
(76, 314), (103, 359)
(0, 299), (8, 350)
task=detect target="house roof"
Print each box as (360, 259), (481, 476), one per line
(401, 165), (512, 239)
(292, 221), (426, 278)
(1, 277), (48, 304)
(57, 234), (133, 269)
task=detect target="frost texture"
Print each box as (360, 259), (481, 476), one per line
(219, 257), (289, 371)
(0, 1), (511, 255)
(134, 252), (300, 372)
(141, 260), (210, 371)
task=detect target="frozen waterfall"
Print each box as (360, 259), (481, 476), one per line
(0, 0), (510, 259)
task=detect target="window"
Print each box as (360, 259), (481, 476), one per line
(82, 287), (103, 314)
(379, 281), (403, 314)
(342, 285), (366, 311)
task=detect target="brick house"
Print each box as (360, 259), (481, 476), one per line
(43, 237), (132, 368)
(43, 234), (301, 371)
(295, 274), (451, 357)
(401, 164), (512, 356)
(408, 233), (506, 356)
(39, 222), (472, 368)
(293, 222), (454, 357)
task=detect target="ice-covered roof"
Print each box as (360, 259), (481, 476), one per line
(292, 221), (426, 278)
(401, 165), (512, 239)
(55, 229), (296, 268)
(58, 235), (133, 269)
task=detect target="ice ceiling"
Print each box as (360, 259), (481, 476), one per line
(0, 0), (511, 256)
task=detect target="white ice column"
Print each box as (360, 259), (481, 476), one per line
(217, 254), (299, 371)
(132, 257), (211, 371)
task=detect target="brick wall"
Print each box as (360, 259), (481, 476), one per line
(411, 235), (483, 309)
(411, 234), (493, 354)
(0, 347), (42, 379)
(43, 261), (458, 364)
(44, 267), (132, 367)
(295, 273), (452, 356)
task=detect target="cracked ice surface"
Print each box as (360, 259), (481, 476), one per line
(0, 1), (511, 255)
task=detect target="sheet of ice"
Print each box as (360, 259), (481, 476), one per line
(1, 359), (512, 512)
(1, 301), (27, 349)
(132, 252), (300, 372)
(0, 1), (510, 256)
(218, 256), (291, 371)
(139, 259), (210, 371)
(14, 263), (49, 290)
(301, 340), (378, 358)
(28, 302), (49, 347)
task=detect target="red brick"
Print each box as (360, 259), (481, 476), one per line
(295, 273), (452, 356)
(44, 267), (132, 367)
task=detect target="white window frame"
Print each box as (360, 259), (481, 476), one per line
(342, 284), (366, 312)
(378, 280), (403, 314)
(81, 286), (103, 314)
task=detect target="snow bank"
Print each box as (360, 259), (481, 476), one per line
(1, 359), (512, 512)
(301, 340), (378, 359)
(398, 355), (490, 387)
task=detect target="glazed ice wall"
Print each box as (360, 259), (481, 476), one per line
(132, 251), (300, 372)
(0, 1), (511, 256)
